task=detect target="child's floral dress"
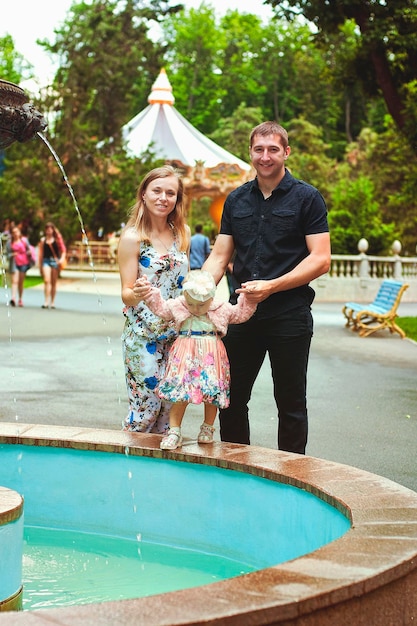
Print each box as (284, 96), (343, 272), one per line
(145, 291), (257, 409)
(158, 314), (230, 408)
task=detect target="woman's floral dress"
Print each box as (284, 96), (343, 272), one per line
(122, 239), (188, 433)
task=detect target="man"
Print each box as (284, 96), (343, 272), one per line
(203, 121), (330, 454)
(190, 224), (210, 269)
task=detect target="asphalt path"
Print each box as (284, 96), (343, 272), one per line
(1, 271), (416, 492)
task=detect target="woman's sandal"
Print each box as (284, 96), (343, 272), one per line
(160, 428), (182, 450)
(197, 423), (215, 443)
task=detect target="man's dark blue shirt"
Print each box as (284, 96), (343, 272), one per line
(220, 169), (329, 317)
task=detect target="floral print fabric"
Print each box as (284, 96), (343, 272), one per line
(157, 331), (230, 408)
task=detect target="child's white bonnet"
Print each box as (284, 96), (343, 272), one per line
(182, 270), (216, 302)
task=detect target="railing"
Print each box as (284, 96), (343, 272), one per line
(66, 242), (417, 279)
(66, 240), (118, 270)
(316, 243), (417, 302)
(330, 254), (417, 280)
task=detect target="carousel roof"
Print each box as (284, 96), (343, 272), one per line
(122, 69), (251, 171)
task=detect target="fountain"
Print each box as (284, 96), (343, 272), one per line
(1, 81), (417, 625)
(0, 79), (47, 149)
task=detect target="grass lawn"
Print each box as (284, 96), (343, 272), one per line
(396, 317), (417, 342)
(24, 276), (44, 288)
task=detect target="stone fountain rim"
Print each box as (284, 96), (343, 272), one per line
(1, 422), (417, 626)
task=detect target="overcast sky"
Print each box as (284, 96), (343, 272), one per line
(1, 0), (274, 91)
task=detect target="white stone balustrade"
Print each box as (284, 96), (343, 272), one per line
(314, 239), (417, 302)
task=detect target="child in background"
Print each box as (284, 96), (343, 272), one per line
(140, 270), (257, 449)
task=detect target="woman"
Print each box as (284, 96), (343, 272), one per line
(118, 165), (190, 433)
(38, 222), (66, 309)
(6, 225), (34, 307)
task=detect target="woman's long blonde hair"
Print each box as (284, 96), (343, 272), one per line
(125, 165), (188, 251)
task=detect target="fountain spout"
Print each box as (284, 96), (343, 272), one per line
(0, 79), (47, 149)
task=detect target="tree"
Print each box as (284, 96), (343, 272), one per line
(254, 19), (321, 124)
(266, 0), (417, 152)
(285, 118), (337, 197)
(317, 19), (369, 150)
(328, 175), (397, 255)
(208, 103), (262, 161)
(163, 6), (347, 146)
(0, 0), (182, 244)
(216, 11), (267, 119)
(0, 0), (181, 244)
(343, 121), (417, 254)
(161, 5), (225, 133)
(0, 35), (32, 85)
(43, 0), (177, 150)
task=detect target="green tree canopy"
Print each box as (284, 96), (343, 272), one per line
(0, 34), (31, 85)
(1, 0), (416, 255)
(265, 0), (417, 152)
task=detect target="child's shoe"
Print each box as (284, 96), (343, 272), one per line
(160, 428), (182, 450)
(197, 423), (215, 443)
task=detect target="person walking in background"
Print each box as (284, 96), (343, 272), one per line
(1, 218), (14, 242)
(38, 222), (66, 309)
(189, 224), (210, 269)
(203, 121), (331, 455)
(6, 224), (34, 307)
(117, 165), (190, 434)
(140, 269), (257, 450)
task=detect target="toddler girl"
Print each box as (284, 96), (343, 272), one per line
(141, 269), (256, 449)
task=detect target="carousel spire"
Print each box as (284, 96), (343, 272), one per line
(148, 68), (175, 105)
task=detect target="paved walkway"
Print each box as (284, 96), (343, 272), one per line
(1, 271), (416, 492)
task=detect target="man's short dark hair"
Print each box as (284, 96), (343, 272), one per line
(250, 121), (288, 149)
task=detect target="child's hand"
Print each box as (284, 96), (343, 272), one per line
(135, 276), (149, 287)
(133, 276), (152, 301)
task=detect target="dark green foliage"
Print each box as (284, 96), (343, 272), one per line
(328, 175), (397, 254)
(265, 0), (417, 153)
(208, 104), (263, 162)
(0, 35), (31, 84)
(0, 0), (416, 255)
